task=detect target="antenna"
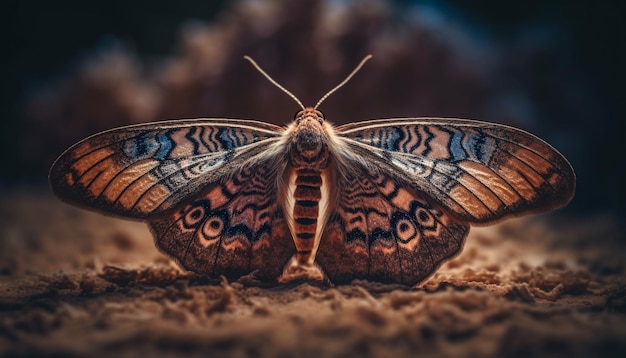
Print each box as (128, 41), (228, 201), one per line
(243, 54), (373, 110)
(314, 54), (372, 110)
(243, 56), (305, 110)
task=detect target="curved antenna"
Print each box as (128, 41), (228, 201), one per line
(314, 54), (373, 110)
(243, 56), (305, 110)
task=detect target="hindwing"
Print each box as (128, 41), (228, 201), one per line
(149, 160), (294, 281)
(317, 162), (469, 285)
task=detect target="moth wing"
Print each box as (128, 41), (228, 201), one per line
(148, 160), (294, 281)
(317, 162), (469, 286)
(49, 119), (282, 219)
(336, 118), (575, 224)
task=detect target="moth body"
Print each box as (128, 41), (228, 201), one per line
(281, 108), (333, 281)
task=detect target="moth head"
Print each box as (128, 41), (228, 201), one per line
(242, 54), (372, 169)
(289, 107), (330, 168)
(295, 108), (325, 125)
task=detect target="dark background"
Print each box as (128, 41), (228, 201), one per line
(2, 0), (624, 218)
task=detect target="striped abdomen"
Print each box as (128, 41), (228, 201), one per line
(292, 168), (324, 265)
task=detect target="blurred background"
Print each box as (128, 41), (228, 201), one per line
(1, 0), (624, 219)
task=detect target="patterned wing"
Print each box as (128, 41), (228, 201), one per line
(336, 118), (575, 224)
(317, 163), (469, 286)
(148, 160), (294, 281)
(49, 119), (282, 219)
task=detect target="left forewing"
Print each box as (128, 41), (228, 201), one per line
(49, 119), (283, 219)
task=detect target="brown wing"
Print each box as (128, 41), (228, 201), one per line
(49, 118), (282, 219)
(317, 164), (469, 286)
(148, 160), (294, 281)
(336, 118), (575, 224)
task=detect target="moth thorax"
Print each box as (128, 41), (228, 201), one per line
(290, 120), (330, 169)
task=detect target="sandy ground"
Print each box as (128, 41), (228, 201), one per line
(0, 188), (625, 357)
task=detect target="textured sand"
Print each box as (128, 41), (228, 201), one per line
(0, 189), (624, 357)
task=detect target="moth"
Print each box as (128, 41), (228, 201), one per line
(49, 55), (575, 286)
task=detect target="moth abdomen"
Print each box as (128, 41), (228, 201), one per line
(291, 168), (325, 264)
